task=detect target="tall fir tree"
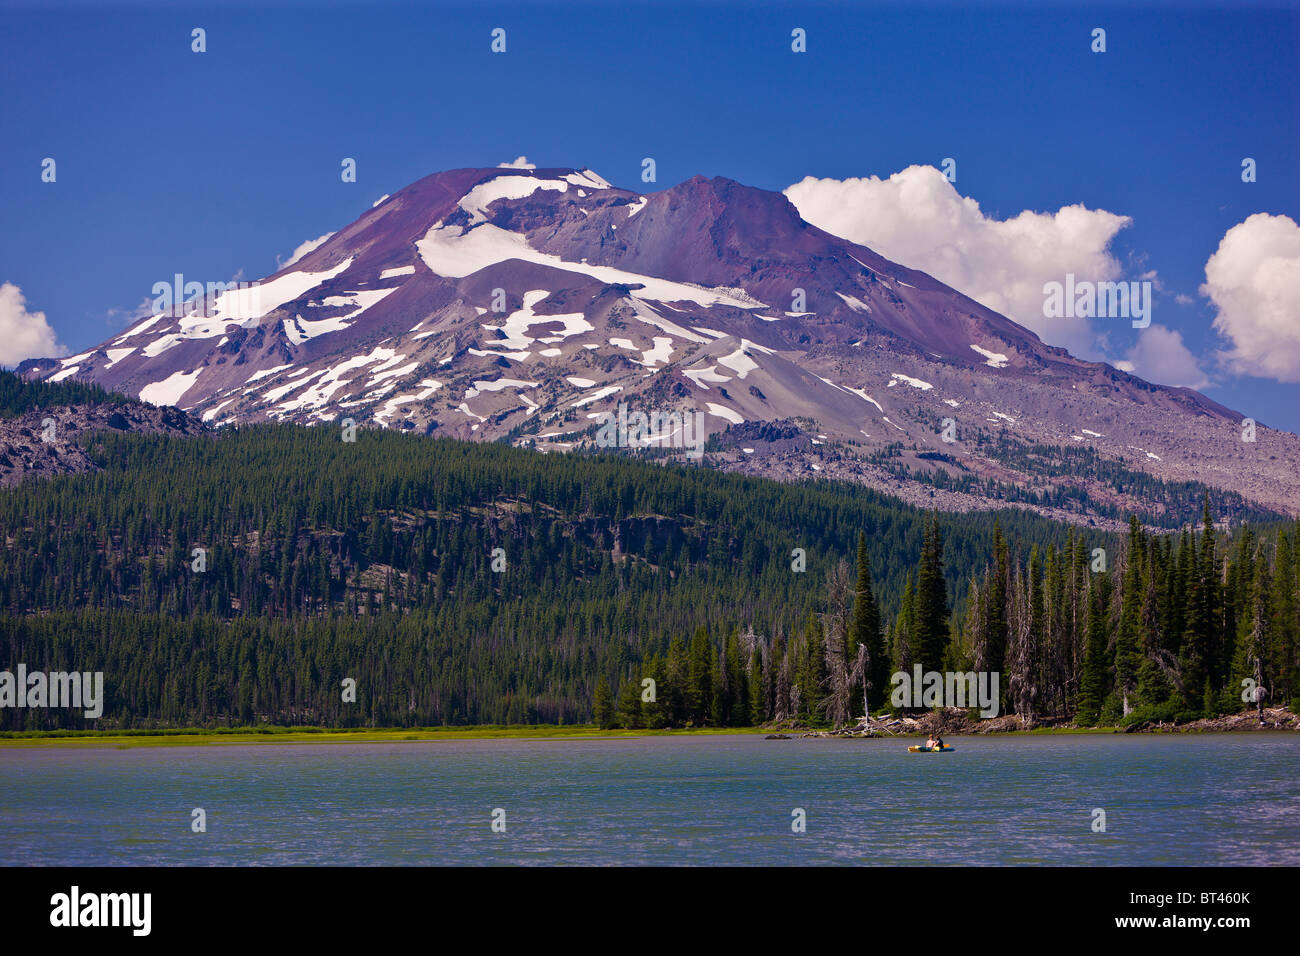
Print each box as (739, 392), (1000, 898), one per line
(914, 515), (951, 672)
(850, 532), (889, 712)
(1077, 577), (1111, 725)
(593, 677), (615, 729)
(1115, 516), (1145, 715)
(687, 626), (713, 725)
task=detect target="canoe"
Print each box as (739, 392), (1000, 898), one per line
(908, 745), (954, 752)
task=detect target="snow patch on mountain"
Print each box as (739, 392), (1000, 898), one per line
(970, 344), (1009, 368)
(572, 385), (622, 407)
(565, 169), (611, 190)
(368, 362), (419, 387)
(202, 399), (234, 423)
(464, 378), (538, 400)
(104, 347), (135, 368)
(626, 297), (710, 344)
(684, 365), (731, 390)
(638, 337), (675, 367)
(718, 346), (759, 379)
(460, 174), (569, 225)
(114, 315), (164, 344)
(416, 222), (766, 310)
(482, 290), (593, 351)
(246, 364), (294, 384)
(706, 402), (745, 425)
(888, 373), (933, 391)
(183, 259), (354, 331)
(835, 292), (871, 313)
(140, 369), (201, 407)
(374, 380), (444, 425)
(844, 386), (884, 412)
(268, 348), (401, 415)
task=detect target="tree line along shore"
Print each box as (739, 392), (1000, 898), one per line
(0, 384), (1296, 732)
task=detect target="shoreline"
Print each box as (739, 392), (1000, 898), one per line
(0, 726), (756, 748)
(1, 707), (1296, 748)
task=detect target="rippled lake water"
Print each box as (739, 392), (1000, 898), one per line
(2, 733), (1297, 865)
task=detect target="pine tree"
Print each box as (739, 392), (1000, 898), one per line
(748, 648), (765, 726)
(616, 673), (645, 729)
(850, 532), (889, 712)
(643, 653), (669, 729)
(593, 676), (615, 729)
(983, 522), (1010, 710)
(666, 636), (689, 726)
(914, 516), (951, 671)
(1231, 546), (1271, 719)
(688, 626), (713, 725)
(798, 614), (827, 723)
(771, 632), (789, 722)
(891, 575), (917, 696)
(1181, 499), (1222, 714)
(1115, 516), (1144, 715)
(1201, 497), (1224, 692)
(1077, 578), (1110, 725)
(710, 646), (727, 726)
(1268, 530), (1299, 709)
(728, 629), (748, 726)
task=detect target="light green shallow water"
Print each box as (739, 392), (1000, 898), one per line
(1, 733), (1296, 865)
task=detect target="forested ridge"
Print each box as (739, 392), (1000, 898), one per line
(0, 407), (1295, 731)
(0, 370), (125, 418)
(0, 420), (1082, 728)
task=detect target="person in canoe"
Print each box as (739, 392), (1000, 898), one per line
(925, 734), (938, 750)
(933, 734), (945, 750)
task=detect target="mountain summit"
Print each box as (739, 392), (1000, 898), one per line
(20, 164), (1300, 524)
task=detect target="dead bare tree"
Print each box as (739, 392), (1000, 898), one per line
(849, 644), (868, 722)
(1007, 561), (1037, 723)
(819, 560), (854, 728)
(821, 635), (851, 728)
(777, 654), (795, 723)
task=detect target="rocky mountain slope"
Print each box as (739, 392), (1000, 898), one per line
(19, 164), (1300, 525)
(0, 398), (201, 486)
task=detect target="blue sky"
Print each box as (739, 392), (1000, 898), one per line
(2, 0), (1298, 427)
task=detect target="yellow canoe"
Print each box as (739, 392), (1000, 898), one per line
(908, 745), (954, 752)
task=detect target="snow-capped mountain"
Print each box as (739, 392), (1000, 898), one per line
(20, 164), (1300, 523)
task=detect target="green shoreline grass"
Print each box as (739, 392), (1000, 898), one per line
(0, 722), (1249, 748)
(0, 725), (764, 748)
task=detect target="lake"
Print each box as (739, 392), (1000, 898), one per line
(1, 733), (1297, 865)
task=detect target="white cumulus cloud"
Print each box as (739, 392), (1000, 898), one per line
(784, 165), (1133, 360)
(279, 233), (334, 270)
(1122, 323), (1209, 390)
(498, 156), (536, 170)
(1203, 212), (1300, 383)
(0, 283), (67, 366)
